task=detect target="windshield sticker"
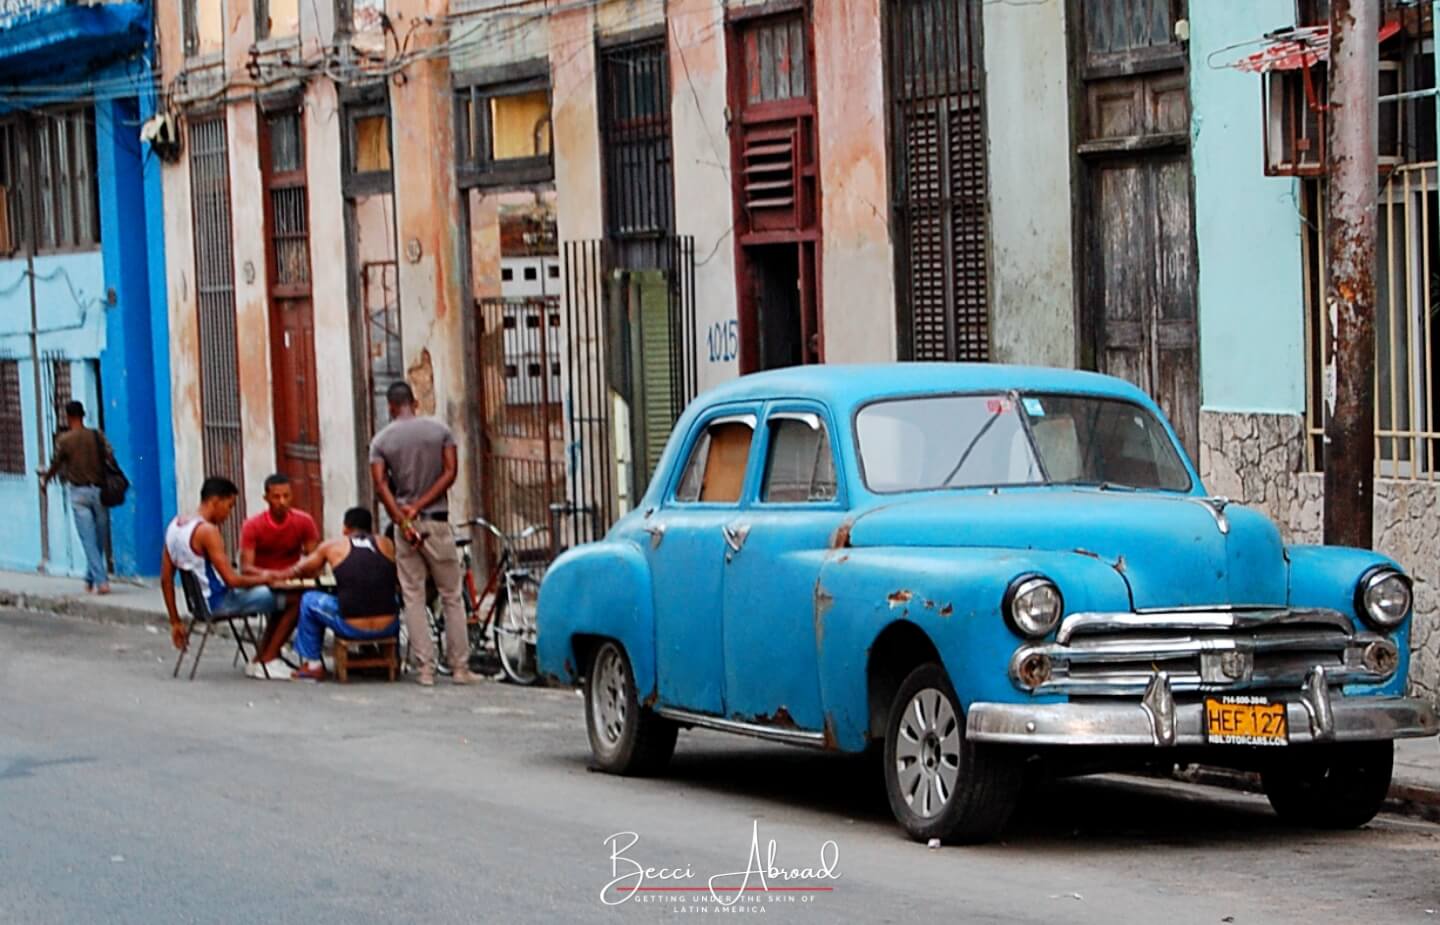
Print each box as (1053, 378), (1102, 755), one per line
(1022, 398), (1045, 417)
(986, 398), (1012, 415)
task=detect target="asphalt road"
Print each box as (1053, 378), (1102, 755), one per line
(3, 608), (1440, 925)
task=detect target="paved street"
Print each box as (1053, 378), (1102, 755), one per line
(3, 608), (1440, 925)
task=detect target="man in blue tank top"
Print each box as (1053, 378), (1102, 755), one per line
(283, 506), (401, 682)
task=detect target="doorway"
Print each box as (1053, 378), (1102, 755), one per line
(261, 104), (323, 525)
(749, 244), (802, 370)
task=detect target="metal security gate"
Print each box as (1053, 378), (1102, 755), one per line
(560, 237), (696, 546)
(476, 295), (565, 565)
(886, 0), (991, 361)
(189, 116), (245, 545)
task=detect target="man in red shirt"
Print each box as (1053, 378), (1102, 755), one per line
(240, 474), (320, 676)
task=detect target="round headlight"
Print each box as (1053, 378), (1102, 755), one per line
(1005, 575), (1063, 638)
(1358, 568), (1411, 630)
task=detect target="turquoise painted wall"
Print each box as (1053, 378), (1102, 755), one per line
(1191, 0), (1307, 414)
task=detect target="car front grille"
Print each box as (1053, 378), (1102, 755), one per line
(1011, 608), (1396, 696)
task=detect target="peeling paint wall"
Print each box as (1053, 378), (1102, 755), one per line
(669, 0), (739, 392)
(224, 99), (279, 512)
(305, 78), (358, 537)
(812, 0), (896, 363)
(984, 0), (1077, 368)
(156, 0), (204, 513)
(390, 0), (474, 516)
(551, 5), (604, 243)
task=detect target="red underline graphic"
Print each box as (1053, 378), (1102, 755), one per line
(616, 881), (835, 887)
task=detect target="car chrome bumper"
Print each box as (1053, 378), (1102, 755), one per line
(968, 669), (1438, 747)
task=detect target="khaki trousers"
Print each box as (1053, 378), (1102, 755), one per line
(396, 520), (468, 671)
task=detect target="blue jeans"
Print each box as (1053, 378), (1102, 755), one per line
(70, 485), (109, 589)
(295, 591), (399, 661)
(210, 586), (280, 617)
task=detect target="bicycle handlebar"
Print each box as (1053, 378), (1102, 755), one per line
(458, 517), (549, 545)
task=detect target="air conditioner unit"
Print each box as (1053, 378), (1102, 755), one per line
(1263, 59), (1404, 177)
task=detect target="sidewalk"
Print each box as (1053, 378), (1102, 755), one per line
(0, 568), (168, 628)
(1, 567), (1437, 817)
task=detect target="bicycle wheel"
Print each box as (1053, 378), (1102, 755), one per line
(494, 574), (540, 685)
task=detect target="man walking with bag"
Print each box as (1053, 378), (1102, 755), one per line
(370, 381), (478, 687)
(39, 401), (122, 594)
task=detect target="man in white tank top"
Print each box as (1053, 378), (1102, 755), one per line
(162, 476), (288, 676)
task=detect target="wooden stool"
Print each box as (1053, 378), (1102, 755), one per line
(333, 636), (400, 683)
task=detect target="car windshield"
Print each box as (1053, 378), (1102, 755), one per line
(855, 392), (1192, 493)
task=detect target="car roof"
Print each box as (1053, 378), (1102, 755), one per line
(696, 363), (1154, 413)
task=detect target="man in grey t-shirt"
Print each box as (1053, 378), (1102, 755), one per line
(369, 381), (476, 686)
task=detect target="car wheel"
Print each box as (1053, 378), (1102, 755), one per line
(883, 662), (1019, 844)
(1261, 741), (1394, 829)
(585, 641), (678, 776)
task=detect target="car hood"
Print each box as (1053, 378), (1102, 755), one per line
(845, 489), (1288, 610)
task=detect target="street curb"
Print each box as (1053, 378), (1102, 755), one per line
(0, 589), (166, 629)
(1171, 763), (1440, 824)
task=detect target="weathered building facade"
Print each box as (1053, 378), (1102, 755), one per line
(0, 0), (171, 578)
(157, 0), (472, 539)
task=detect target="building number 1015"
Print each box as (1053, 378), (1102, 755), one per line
(707, 319), (739, 364)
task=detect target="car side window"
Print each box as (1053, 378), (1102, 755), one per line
(762, 415), (837, 503)
(675, 419), (755, 503)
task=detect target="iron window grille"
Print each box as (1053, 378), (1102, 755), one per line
(599, 38), (674, 240)
(454, 75), (554, 189)
(0, 108), (99, 255)
(262, 108), (311, 292)
(0, 359), (23, 475)
(188, 115), (247, 542)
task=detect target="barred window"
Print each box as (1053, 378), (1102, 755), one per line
(32, 108), (99, 252)
(0, 360), (23, 475)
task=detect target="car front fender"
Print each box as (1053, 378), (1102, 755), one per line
(1287, 544), (1412, 697)
(536, 539), (656, 695)
(813, 546), (1134, 751)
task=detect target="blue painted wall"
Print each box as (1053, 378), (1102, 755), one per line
(0, 1), (171, 578)
(1190, 0), (1308, 415)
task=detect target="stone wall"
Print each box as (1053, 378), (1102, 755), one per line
(1199, 410), (1440, 704)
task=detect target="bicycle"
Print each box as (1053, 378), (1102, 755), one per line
(403, 517), (544, 685)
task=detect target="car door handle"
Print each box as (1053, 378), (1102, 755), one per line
(643, 522), (666, 549)
(722, 523), (751, 553)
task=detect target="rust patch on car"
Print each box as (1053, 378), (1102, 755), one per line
(821, 715), (839, 750)
(751, 706), (799, 729)
(1074, 548), (1102, 560)
(830, 519), (854, 549)
(1113, 554), (1127, 574)
(642, 689), (658, 708)
(814, 579), (835, 645)
(939, 603), (954, 617)
(887, 589), (913, 607)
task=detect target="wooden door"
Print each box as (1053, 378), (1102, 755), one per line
(262, 107), (323, 525)
(1087, 156), (1198, 453)
(270, 295), (323, 521)
(1073, 0), (1198, 457)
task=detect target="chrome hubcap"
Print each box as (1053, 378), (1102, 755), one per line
(591, 647), (629, 751)
(895, 687), (961, 818)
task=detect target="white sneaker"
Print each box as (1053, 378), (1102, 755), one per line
(244, 658), (293, 681)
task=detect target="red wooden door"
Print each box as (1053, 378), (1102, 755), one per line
(262, 107), (324, 525)
(270, 295), (323, 522)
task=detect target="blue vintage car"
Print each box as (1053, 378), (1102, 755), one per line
(536, 364), (1438, 842)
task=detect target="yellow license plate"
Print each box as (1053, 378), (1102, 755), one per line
(1204, 696), (1289, 746)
